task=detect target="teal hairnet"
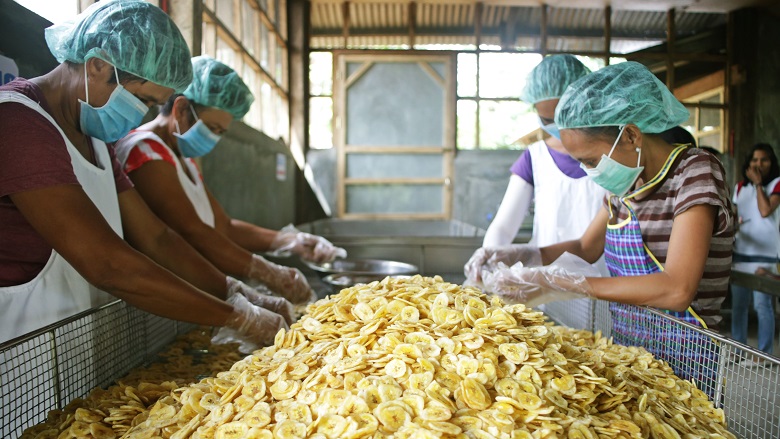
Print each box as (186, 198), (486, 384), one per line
(183, 56), (254, 119)
(520, 55), (591, 104)
(555, 61), (689, 134)
(45, 0), (193, 93)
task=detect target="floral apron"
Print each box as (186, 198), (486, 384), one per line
(604, 145), (718, 396)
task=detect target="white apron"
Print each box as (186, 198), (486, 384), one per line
(114, 131), (215, 227)
(528, 140), (609, 329)
(528, 140), (607, 247)
(0, 92), (121, 343)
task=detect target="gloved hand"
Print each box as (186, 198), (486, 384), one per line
(268, 224), (347, 263)
(464, 244), (542, 287)
(481, 253), (597, 308)
(226, 277), (295, 325)
(212, 293), (289, 353)
(247, 255), (315, 304)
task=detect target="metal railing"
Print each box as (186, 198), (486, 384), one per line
(2, 291), (780, 438)
(543, 298), (780, 439)
(0, 300), (196, 439)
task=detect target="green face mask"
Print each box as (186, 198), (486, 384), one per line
(580, 125), (644, 196)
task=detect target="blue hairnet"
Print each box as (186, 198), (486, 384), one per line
(183, 56), (254, 120)
(520, 55), (591, 104)
(45, 0), (193, 93)
(555, 61), (689, 134)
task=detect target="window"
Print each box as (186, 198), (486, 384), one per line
(202, 0), (289, 142)
(682, 88), (725, 152)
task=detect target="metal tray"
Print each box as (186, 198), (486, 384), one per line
(323, 273), (412, 288)
(304, 258), (418, 276)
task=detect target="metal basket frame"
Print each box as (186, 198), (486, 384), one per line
(2, 298), (779, 439)
(544, 299), (780, 439)
(0, 300), (196, 439)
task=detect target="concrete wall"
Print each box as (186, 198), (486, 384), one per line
(731, 8), (780, 181)
(201, 122), (299, 230)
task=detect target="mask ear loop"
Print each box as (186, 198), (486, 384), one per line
(607, 124), (628, 158)
(83, 64), (90, 106)
(84, 62), (120, 106)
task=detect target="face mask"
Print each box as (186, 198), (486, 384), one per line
(580, 125), (644, 196)
(79, 64), (148, 143)
(174, 106), (222, 158)
(538, 116), (561, 140)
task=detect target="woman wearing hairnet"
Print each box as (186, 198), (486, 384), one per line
(466, 55), (607, 262)
(114, 56), (346, 305)
(0, 0), (287, 350)
(468, 62), (734, 389)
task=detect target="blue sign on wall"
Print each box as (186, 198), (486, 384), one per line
(0, 54), (18, 85)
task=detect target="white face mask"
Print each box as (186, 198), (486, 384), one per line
(580, 125), (644, 196)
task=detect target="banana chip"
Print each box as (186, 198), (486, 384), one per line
(29, 275), (733, 439)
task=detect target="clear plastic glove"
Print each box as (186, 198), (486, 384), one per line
(226, 276), (295, 325)
(464, 244), (542, 287)
(212, 293), (289, 353)
(247, 254), (315, 304)
(481, 253), (598, 308)
(268, 224), (347, 263)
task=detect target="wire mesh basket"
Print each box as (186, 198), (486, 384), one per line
(543, 298), (780, 439)
(0, 300), (197, 439)
(2, 297), (779, 438)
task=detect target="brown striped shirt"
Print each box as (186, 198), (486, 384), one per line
(606, 148), (735, 329)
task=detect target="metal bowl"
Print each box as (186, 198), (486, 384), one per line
(304, 258), (419, 276)
(323, 273), (413, 288)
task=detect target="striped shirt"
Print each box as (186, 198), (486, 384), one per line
(606, 148), (735, 329)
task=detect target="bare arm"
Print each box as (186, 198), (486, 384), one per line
(207, 189), (278, 252)
(539, 207), (609, 265)
(119, 188), (228, 299)
(483, 175), (534, 247)
(755, 188), (780, 218)
(587, 204), (716, 311)
(127, 161), (254, 278)
(746, 167), (780, 218)
(10, 185), (233, 325)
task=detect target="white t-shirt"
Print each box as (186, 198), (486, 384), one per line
(733, 177), (780, 258)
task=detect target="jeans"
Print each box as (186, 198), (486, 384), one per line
(731, 284), (776, 355)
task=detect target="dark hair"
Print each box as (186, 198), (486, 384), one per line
(577, 126), (622, 143)
(741, 143), (780, 186)
(159, 94), (207, 124)
(659, 126), (696, 147)
(66, 60), (145, 85)
(698, 146), (720, 157)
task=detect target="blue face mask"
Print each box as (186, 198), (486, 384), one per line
(174, 106), (222, 158)
(79, 64), (148, 143)
(538, 116), (561, 140)
(580, 125), (644, 196)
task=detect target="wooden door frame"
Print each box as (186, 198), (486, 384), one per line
(333, 50), (457, 219)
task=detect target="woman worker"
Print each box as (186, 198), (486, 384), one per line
(465, 55), (607, 329)
(731, 143), (780, 360)
(0, 0), (287, 348)
(471, 55), (607, 257)
(114, 56), (345, 304)
(466, 62), (734, 391)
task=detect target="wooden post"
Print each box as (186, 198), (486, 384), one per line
(666, 8), (676, 90)
(604, 6), (611, 66)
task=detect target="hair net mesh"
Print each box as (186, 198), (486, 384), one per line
(183, 56), (254, 119)
(520, 55), (591, 104)
(45, 0), (192, 93)
(555, 61), (689, 134)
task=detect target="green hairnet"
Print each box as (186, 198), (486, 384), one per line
(183, 56), (254, 119)
(45, 0), (193, 93)
(555, 61), (689, 134)
(520, 55), (591, 105)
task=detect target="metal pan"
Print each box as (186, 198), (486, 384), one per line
(323, 273), (413, 288)
(304, 258), (419, 276)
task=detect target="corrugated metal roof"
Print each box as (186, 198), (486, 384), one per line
(310, 1), (729, 51)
